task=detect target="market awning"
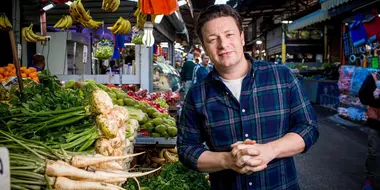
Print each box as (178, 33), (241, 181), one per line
(288, 9), (329, 31)
(321, 0), (351, 10)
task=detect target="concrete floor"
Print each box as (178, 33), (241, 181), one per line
(296, 106), (379, 190)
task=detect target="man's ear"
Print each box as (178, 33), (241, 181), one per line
(240, 31), (245, 46)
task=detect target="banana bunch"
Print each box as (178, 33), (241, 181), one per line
(102, 0), (120, 12)
(110, 17), (131, 34)
(140, 147), (179, 168)
(0, 13), (12, 30)
(22, 24), (47, 43)
(54, 15), (73, 30)
(79, 18), (104, 30)
(69, 0), (91, 21)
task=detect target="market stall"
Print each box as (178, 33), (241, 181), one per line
(0, 0), (202, 189)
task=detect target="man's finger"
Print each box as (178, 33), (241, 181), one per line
(231, 144), (256, 157)
(231, 139), (256, 148)
(245, 158), (263, 167)
(250, 164), (268, 173)
(243, 139), (256, 145)
(236, 155), (252, 167)
(231, 141), (244, 148)
(241, 148), (260, 156)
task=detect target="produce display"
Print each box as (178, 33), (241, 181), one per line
(0, 71), (168, 189)
(0, 64), (40, 83)
(138, 147), (179, 168)
(0, 12), (13, 30)
(90, 85), (178, 138)
(22, 24), (47, 42)
(125, 162), (210, 190)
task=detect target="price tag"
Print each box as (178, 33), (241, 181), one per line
(0, 148), (10, 190)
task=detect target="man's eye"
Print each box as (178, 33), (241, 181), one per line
(208, 39), (216, 43)
(227, 34), (233, 37)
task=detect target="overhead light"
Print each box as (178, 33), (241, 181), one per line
(178, 0), (187, 7)
(65, 1), (72, 6)
(154, 14), (164, 24)
(256, 40), (263, 45)
(345, 23), (348, 26)
(281, 20), (293, 24)
(128, 0), (138, 2)
(42, 2), (55, 11)
(214, 0), (228, 4)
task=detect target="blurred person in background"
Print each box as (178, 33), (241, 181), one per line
(180, 53), (196, 96)
(30, 54), (45, 72)
(192, 54), (213, 84)
(359, 71), (380, 190)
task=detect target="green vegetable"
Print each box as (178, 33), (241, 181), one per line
(124, 162), (209, 190)
(115, 99), (124, 106)
(94, 46), (113, 60)
(150, 133), (161, 137)
(154, 125), (166, 134)
(124, 106), (147, 123)
(153, 118), (164, 126)
(167, 127), (178, 137)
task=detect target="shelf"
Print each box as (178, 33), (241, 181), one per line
(135, 136), (176, 147)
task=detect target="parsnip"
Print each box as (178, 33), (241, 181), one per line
(71, 152), (145, 168)
(54, 176), (124, 190)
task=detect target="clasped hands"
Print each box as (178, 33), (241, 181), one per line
(226, 139), (277, 175)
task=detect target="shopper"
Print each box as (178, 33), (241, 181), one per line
(180, 54), (196, 95)
(359, 71), (380, 190)
(177, 4), (319, 190)
(192, 53), (213, 84)
(30, 54), (45, 71)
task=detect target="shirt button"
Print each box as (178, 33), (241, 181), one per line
(245, 134), (249, 138)
(226, 92), (229, 95)
(249, 182), (253, 186)
(242, 109), (246, 113)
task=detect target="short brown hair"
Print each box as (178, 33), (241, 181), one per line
(32, 54), (45, 66)
(196, 4), (243, 43)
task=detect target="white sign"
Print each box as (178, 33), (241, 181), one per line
(83, 45), (88, 64)
(0, 148), (10, 190)
(17, 44), (22, 60)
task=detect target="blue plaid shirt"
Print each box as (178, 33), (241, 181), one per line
(177, 55), (319, 190)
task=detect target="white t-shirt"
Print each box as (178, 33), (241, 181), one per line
(220, 75), (246, 102)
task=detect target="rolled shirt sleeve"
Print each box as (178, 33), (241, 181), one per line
(177, 92), (207, 171)
(287, 71), (319, 153)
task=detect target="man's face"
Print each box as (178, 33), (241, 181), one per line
(201, 16), (245, 71)
(202, 55), (210, 65)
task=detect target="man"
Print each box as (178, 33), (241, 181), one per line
(192, 54), (213, 84)
(359, 71), (380, 190)
(177, 4), (319, 190)
(30, 54), (45, 71)
(180, 54), (196, 95)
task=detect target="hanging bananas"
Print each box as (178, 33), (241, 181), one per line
(54, 15), (73, 30)
(102, 0), (120, 12)
(0, 13), (13, 30)
(22, 24), (47, 43)
(69, 0), (103, 30)
(110, 17), (131, 34)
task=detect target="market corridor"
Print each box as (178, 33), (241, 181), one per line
(296, 106), (379, 190)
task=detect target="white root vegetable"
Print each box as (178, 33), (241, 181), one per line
(46, 160), (160, 182)
(71, 152), (145, 168)
(54, 176), (124, 190)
